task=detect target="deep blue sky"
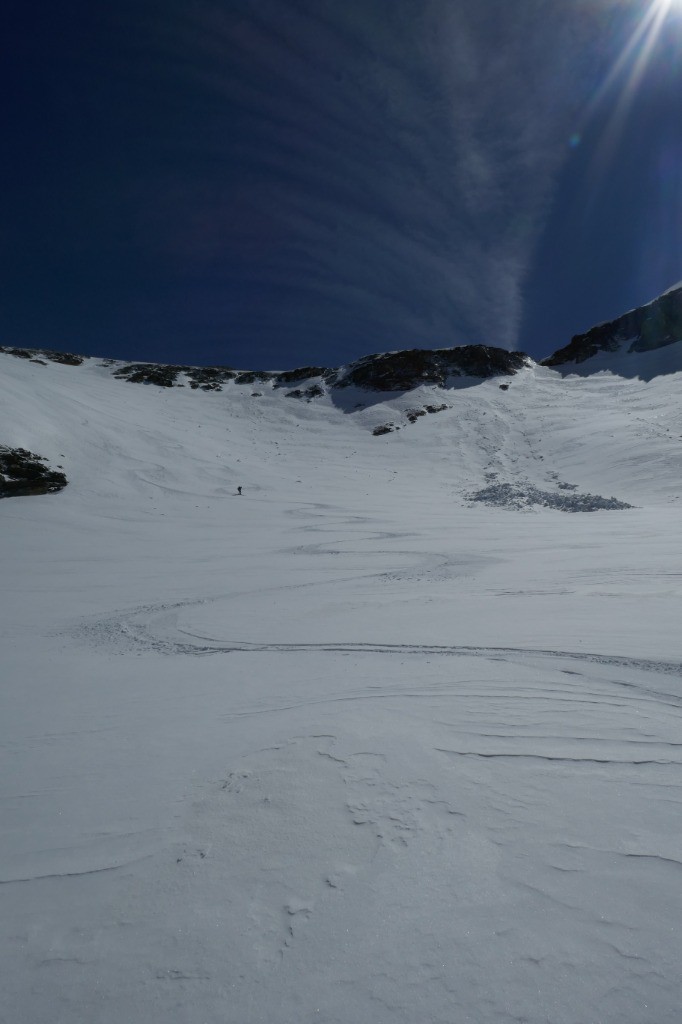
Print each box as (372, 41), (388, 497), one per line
(2, 0), (681, 368)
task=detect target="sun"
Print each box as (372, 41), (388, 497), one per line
(585, 0), (679, 167)
(652, 0), (682, 18)
(593, 0), (676, 103)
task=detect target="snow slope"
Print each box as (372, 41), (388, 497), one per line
(2, 349), (682, 1023)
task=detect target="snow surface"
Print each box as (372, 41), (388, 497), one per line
(2, 351), (682, 1023)
(551, 337), (682, 381)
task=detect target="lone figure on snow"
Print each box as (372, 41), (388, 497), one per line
(237, 486), (242, 495)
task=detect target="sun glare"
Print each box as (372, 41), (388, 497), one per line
(583, 0), (680, 179)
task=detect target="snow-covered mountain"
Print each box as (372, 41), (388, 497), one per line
(2, 295), (682, 1024)
(543, 281), (682, 378)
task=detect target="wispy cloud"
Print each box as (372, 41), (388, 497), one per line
(135, 0), (629, 361)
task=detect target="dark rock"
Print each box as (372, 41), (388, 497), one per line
(3, 340), (530, 399)
(234, 370), (276, 385)
(286, 384), (325, 401)
(274, 366), (330, 386)
(499, 383), (509, 390)
(0, 347), (32, 359)
(114, 364), (185, 387)
(0, 346), (85, 365)
(336, 345), (528, 392)
(45, 350), (84, 366)
(187, 367), (237, 391)
(0, 447), (68, 498)
(113, 363), (237, 390)
(372, 424), (395, 436)
(544, 285), (682, 367)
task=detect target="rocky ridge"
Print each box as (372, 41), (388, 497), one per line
(3, 282), (682, 396)
(0, 343), (528, 396)
(543, 284), (682, 367)
(332, 345), (528, 390)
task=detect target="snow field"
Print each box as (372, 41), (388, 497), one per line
(1, 351), (682, 1023)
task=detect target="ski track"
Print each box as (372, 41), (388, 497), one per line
(78, 596), (682, 679)
(3, 352), (682, 1023)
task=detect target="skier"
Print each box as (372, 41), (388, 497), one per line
(237, 486), (242, 495)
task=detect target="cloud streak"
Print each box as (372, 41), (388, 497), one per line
(135, 0), (631, 362)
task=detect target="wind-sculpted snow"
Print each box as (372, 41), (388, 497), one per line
(77, 596), (680, 681)
(2, 341), (682, 1023)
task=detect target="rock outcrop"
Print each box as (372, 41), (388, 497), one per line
(334, 345), (528, 391)
(543, 285), (682, 367)
(0, 346), (84, 366)
(4, 342), (526, 396)
(110, 363), (331, 391)
(0, 447), (67, 498)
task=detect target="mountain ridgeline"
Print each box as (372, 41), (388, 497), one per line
(542, 284), (682, 367)
(0, 342), (529, 395)
(2, 284), (681, 395)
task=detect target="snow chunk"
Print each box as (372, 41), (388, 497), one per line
(468, 482), (633, 512)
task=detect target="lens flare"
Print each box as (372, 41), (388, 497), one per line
(583, 0), (682, 295)
(582, 0), (680, 182)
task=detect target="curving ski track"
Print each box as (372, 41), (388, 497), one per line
(78, 596), (682, 679)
